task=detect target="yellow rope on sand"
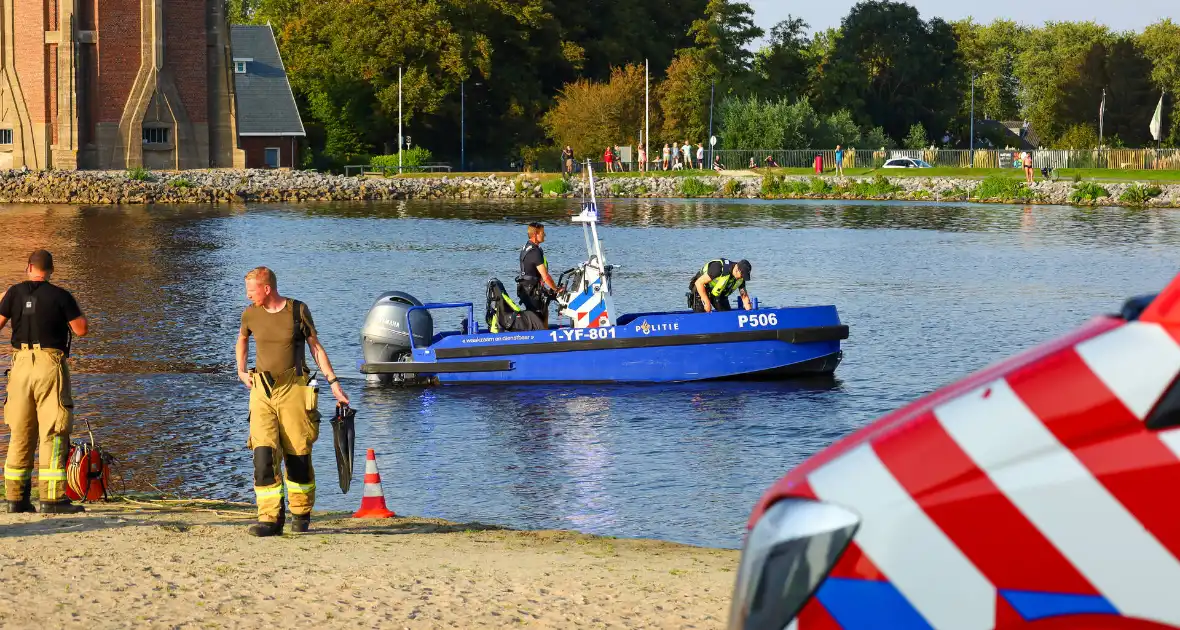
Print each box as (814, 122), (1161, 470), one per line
(108, 496), (257, 519)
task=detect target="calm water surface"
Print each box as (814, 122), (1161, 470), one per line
(1, 199), (1178, 548)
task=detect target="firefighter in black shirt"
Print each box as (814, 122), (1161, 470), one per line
(0, 250), (89, 514)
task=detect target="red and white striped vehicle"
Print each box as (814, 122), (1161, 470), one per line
(729, 274), (1180, 630)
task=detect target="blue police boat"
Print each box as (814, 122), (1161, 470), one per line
(357, 165), (848, 385)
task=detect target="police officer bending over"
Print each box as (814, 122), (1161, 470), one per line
(690, 259), (753, 313)
(236, 266), (349, 537)
(0, 249), (89, 514)
(517, 222), (561, 327)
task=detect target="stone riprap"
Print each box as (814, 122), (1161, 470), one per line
(0, 169), (1177, 207)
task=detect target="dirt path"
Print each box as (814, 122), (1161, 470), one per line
(0, 503), (739, 629)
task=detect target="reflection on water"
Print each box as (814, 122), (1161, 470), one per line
(1, 200), (1178, 548)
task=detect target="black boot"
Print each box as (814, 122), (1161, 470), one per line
(290, 514), (310, 533)
(7, 500), (36, 514)
(8, 479), (36, 513)
(40, 500), (84, 514)
(247, 520), (284, 537)
(249, 497), (286, 537)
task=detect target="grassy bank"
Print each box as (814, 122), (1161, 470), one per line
(391, 167), (1180, 183)
(0, 497), (737, 628)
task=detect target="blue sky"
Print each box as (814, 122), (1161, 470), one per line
(748, 0), (1175, 39)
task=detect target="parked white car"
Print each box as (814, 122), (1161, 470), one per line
(882, 157), (934, 168)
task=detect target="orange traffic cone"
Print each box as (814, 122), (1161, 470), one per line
(353, 449), (396, 518)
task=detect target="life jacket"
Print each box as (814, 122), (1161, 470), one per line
(701, 259), (745, 298)
(518, 241), (547, 284)
(486, 279), (543, 333)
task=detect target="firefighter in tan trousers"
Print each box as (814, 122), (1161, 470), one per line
(236, 267), (349, 536)
(0, 250), (89, 514)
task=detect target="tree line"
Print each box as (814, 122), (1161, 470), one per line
(228, 0), (1180, 171)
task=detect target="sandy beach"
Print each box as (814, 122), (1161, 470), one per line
(0, 500), (739, 629)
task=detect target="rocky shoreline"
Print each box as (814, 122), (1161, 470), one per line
(0, 168), (1177, 207)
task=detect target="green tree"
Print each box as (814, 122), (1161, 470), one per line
(1057, 37), (1156, 147)
(904, 122), (929, 149)
(953, 19), (1027, 123)
(225, 0), (257, 24)
(688, 0), (764, 86)
(658, 50), (716, 143)
(1139, 19), (1180, 144)
(752, 17), (811, 99)
(719, 97), (848, 149)
(823, 110), (863, 146)
(803, 28), (841, 102)
(542, 64), (650, 158)
(1014, 21), (1112, 142)
(862, 125), (896, 149)
(818, 1), (964, 143)
(1054, 123), (1099, 149)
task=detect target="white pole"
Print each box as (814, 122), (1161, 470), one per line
(645, 59), (649, 172)
(398, 66), (403, 174)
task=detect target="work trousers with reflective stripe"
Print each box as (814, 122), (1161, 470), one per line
(247, 369), (320, 522)
(3, 345), (73, 503)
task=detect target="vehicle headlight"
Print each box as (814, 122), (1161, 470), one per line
(728, 497), (861, 630)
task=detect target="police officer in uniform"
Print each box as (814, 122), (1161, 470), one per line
(236, 267), (349, 536)
(690, 259), (753, 313)
(0, 249), (89, 514)
(516, 222), (561, 327)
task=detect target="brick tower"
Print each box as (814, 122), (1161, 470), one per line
(2, 0), (243, 170)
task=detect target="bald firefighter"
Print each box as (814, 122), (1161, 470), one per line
(236, 267), (349, 536)
(0, 249), (89, 514)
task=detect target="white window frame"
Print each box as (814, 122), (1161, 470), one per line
(233, 58), (252, 74)
(264, 147), (281, 168)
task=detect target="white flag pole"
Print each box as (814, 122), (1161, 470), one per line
(645, 59), (650, 173)
(1150, 91), (1165, 145)
(1099, 88), (1105, 148)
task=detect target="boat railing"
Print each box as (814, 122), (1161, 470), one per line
(406, 303), (477, 351)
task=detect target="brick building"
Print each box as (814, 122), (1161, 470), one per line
(3, 0), (244, 170)
(230, 25), (305, 169)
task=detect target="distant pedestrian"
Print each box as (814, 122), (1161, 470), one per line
(638, 145), (647, 173)
(662, 144), (671, 170)
(696, 143), (705, 168)
(682, 141), (693, 169)
(834, 145), (845, 177)
(561, 146), (574, 175)
(1021, 150), (1034, 184)
(603, 146), (614, 173)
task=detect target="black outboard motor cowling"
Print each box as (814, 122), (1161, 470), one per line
(361, 292), (433, 378)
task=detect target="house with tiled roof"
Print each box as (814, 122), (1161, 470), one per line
(230, 25), (306, 168)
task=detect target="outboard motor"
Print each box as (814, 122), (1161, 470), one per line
(361, 291), (433, 383)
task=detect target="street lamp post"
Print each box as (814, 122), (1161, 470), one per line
(969, 73), (975, 166)
(708, 80), (715, 168)
(461, 80), (465, 172)
(398, 66), (403, 174)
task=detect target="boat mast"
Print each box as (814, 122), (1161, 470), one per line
(586, 159), (604, 266)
